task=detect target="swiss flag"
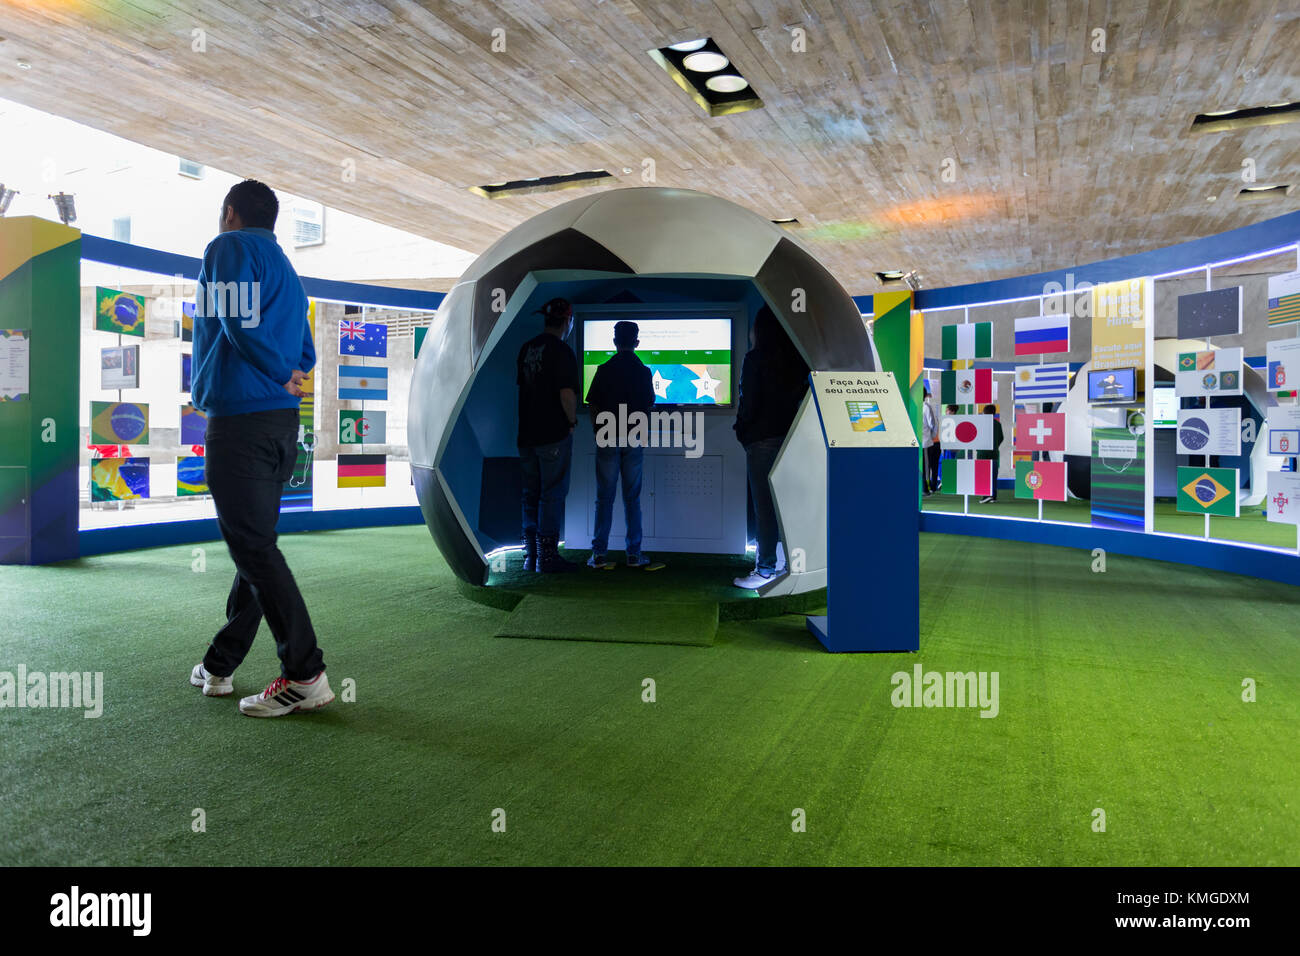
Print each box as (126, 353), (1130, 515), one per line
(1014, 412), (1066, 452)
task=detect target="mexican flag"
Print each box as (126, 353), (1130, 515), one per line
(941, 459), (993, 497)
(941, 322), (992, 360)
(1014, 460), (1067, 501)
(940, 367), (992, 406)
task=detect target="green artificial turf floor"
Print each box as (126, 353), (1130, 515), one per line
(1, 525), (1297, 866)
(925, 493), (1299, 549)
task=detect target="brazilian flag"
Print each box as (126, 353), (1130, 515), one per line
(1176, 466), (1239, 517)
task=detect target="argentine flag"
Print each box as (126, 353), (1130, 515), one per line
(338, 365), (388, 401)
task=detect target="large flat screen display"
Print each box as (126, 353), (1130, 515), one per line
(582, 317), (732, 406)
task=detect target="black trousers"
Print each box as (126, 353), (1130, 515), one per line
(202, 408), (324, 682)
(924, 443), (941, 493)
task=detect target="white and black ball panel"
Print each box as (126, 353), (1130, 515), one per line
(753, 237), (875, 371)
(571, 187), (783, 278)
(468, 229), (633, 365)
(458, 192), (608, 285)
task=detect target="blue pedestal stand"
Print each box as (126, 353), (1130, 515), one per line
(805, 373), (920, 653)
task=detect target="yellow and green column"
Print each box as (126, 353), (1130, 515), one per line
(871, 290), (925, 495)
(0, 216), (81, 564)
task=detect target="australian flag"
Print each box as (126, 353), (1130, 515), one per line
(339, 320), (388, 358)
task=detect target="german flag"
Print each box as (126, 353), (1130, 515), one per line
(338, 454), (385, 488)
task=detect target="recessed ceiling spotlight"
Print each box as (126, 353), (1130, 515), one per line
(621, 167), (632, 174)
(1191, 101), (1300, 133)
(469, 169), (614, 199)
(668, 39), (708, 52)
(876, 270), (906, 283)
(770, 217), (799, 225)
(705, 74), (748, 93)
(682, 51), (729, 72)
(17, 59), (31, 70)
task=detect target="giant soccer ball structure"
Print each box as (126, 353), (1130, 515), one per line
(408, 187), (875, 591)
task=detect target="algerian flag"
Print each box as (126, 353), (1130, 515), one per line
(941, 459), (992, 496)
(339, 409), (387, 445)
(942, 322), (992, 360)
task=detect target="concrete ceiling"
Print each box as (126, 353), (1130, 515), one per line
(1, 0), (1298, 294)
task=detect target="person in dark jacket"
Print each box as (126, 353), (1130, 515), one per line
(585, 320), (663, 570)
(978, 403), (1004, 503)
(517, 298), (581, 572)
(732, 305), (810, 589)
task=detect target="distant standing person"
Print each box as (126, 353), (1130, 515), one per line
(585, 320), (664, 571)
(517, 298), (581, 573)
(921, 386), (939, 496)
(188, 179), (332, 718)
(977, 404), (1004, 503)
(732, 306), (810, 590)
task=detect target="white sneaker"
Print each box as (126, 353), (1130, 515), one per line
(190, 663), (233, 697)
(733, 568), (777, 590)
(239, 671), (334, 718)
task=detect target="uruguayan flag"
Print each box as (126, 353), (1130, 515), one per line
(338, 365), (388, 401)
(1014, 362), (1070, 404)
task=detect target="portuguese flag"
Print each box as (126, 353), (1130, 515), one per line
(337, 454), (386, 488)
(1015, 460), (1066, 500)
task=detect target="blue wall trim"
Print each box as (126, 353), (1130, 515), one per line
(79, 506), (424, 557)
(921, 511), (1300, 587)
(80, 235), (446, 311)
(854, 210), (1300, 313)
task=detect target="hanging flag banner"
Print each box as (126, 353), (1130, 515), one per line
(1266, 405), (1300, 455)
(939, 414), (993, 450)
(339, 409), (387, 444)
(1176, 407), (1241, 457)
(1177, 466), (1239, 517)
(1266, 472), (1300, 524)
(1267, 267), (1300, 327)
(95, 287), (146, 337)
(339, 319), (388, 358)
(1013, 362), (1070, 404)
(338, 454), (386, 488)
(940, 367), (992, 406)
(338, 365), (389, 401)
(941, 322), (991, 360)
(1013, 315), (1070, 355)
(1266, 338), (1300, 391)
(1176, 287), (1242, 339)
(942, 458), (992, 497)
(90, 401), (149, 445)
(1175, 347), (1244, 397)
(1014, 412), (1066, 452)
(1091, 279), (1146, 373)
(1015, 460), (1067, 501)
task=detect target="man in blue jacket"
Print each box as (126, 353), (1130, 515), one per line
(187, 179), (333, 717)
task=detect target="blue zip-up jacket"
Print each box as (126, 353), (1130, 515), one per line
(191, 227), (315, 417)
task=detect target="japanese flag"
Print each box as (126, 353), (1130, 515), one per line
(940, 414), (993, 450)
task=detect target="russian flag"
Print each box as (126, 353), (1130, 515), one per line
(1014, 315), (1070, 356)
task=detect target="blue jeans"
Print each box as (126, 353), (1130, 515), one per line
(745, 436), (784, 572)
(592, 445), (644, 556)
(519, 433), (573, 539)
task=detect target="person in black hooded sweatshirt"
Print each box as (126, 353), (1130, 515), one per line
(732, 305), (810, 590)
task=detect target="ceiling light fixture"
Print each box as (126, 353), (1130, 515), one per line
(648, 38), (763, 117)
(0, 185), (16, 215)
(48, 191), (76, 224)
(469, 169), (614, 199)
(1191, 101), (1300, 133)
(682, 51), (729, 72)
(705, 74), (748, 93)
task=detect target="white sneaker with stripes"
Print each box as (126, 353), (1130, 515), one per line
(190, 663), (233, 697)
(239, 671), (334, 718)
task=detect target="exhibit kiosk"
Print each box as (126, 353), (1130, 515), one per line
(804, 370), (920, 652)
